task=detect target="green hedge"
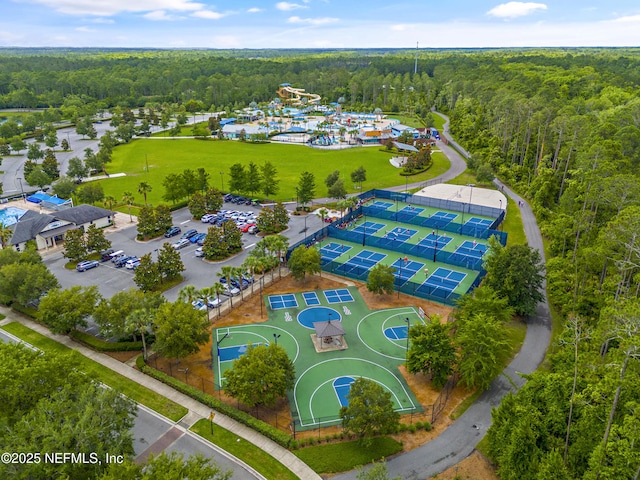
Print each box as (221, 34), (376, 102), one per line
(138, 356), (292, 449)
(69, 330), (144, 352)
(11, 303), (38, 319)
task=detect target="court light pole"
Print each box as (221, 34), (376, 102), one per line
(405, 317), (411, 357)
(433, 227), (438, 262)
(273, 333), (281, 346)
(460, 202), (465, 234)
(362, 212), (366, 246)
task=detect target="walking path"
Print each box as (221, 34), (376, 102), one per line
(0, 309), (321, 480)
(333, 113), (552, 479)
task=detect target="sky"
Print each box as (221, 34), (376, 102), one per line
(1, 0), (639, 49)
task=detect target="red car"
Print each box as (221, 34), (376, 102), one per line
(240, 223), (256, 233)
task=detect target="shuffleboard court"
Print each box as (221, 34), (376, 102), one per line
(324, 288), (354, 303)
(302, 291), (320, 306)
(333, 376), (355, 407)
(269, 294), (298, 310)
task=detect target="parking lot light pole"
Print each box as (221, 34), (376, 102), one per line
(17, 177), (25, 202)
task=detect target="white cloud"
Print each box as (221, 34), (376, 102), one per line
(276, 2), (307, 11)
(143, 10), (179, 21)
(191, 10), (225, 19)
(90, 18), (114, 24)
(288, 16), (338, 25)
(487, 2), (547, 19)
(391, 24), (406, 31)
(611, 14), (640, 23)
(75, 26), (96, 32)
(247, 7), (263, 13)
(26, 0), (204, 16)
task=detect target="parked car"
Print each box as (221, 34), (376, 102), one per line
(172, 238), (190, 250)
(181, 229), (198, 239)
(195, 247), (204, 257)
(248, 225), (259, 234)
(125, 258), (141, 269)
(100, 249), (114, 262)
(240, 223), (255, 233)
(190, 232), (206, 244)
(201, 214), (214, 223)
(114, 255), (136, 267)
(207, 296), (224, 308)
(76, 260), (99, 272)
(109, 250), (125, 262)
(222, 284), (241, 297)
(191, 299), (207, 311)
(164, 226), (181, 238)
(197, 234), (207, 246)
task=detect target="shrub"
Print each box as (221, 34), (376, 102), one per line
(11, 303), (38, 318)
(69, 330), (144, 352)
(409, 424), (417, 434)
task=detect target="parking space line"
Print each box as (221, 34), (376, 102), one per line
(244, 243), (256, 249)
(180, 220), (191, 224)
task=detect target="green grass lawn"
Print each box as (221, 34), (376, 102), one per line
(294, 436), (403, 474)
(191, 419), (298, 480)
(0, 322), (188, 422)
(98, 139), (448, 206)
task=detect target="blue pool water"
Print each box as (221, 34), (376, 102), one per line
(0, 207), (27, 227)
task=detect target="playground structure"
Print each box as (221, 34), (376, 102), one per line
(276, 83), (321, 106)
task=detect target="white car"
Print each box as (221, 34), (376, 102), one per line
(207, 296), (224, 308)
(222, 284), (241, 297)
(172, 238), (190, 250)
(191, 299), (207, 311)
(195, 247), (204, 257)
(125, 258), (140, 269)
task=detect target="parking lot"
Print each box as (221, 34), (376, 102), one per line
(43, 202), (322, 326)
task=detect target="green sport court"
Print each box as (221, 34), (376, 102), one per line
(213, 287), (426, 430)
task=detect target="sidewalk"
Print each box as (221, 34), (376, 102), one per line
(0, 307), (321, 480)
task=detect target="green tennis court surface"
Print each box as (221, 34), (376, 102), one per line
(213, 287), (425, 430)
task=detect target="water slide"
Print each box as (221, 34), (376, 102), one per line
(276, 84), (321, 105)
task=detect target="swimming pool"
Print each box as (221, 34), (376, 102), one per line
(0, 207), (27, 227)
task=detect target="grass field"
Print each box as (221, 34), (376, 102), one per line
(191, 419), (298, 480)
(0, 322), (188, 421)
(98, 139), (449, 205)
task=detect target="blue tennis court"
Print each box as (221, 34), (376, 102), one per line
(334, 376), (355, 407)
(399, 206), (424, 216)
(320, 243), (351, 261)
(384, 325), (408, 340)
(417, 267), (467, 298)
(417, 233), (452, 249)
(382, 227), (417, 242)
(353, 221), (385, 235)
(391, 257), (425, 285)
(269, 294), (298, 310)
(466, 217), (493, 228)
(218, 343), (262, 362)
(324, 288), (354, 303)
(369, 201), (393, 210)
(302, 292), (320, 306)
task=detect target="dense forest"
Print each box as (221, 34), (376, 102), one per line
(2, 47), (640, 478)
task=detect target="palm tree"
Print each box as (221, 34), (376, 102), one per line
(138, 182), (152, 206)
(0, 225), (14, 249)
(231, 266), (246, 302)
(242, 257), (261, 294)
(210, 282), (226, 317)
(122, 191), (135, 222)
(125, 309), (154, 360)
(178, 284), (199, 305)
(318, 208), (328, 225)
(104, 195), (116, 226)
(198, 285), (215, 320)
(218, 266), (235, 307)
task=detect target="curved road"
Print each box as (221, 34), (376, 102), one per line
(334, 113), (552, 479)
